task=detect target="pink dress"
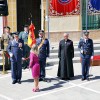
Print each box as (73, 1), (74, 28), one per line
(29, 52), (40, 78)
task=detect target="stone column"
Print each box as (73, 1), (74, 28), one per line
(7, 0), (17, 32)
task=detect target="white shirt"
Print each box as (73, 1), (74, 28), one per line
(84, 39), (88, 43)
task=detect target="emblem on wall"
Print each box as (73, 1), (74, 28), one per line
(58, 0), (72, 4)
(88, 0), (100, 14)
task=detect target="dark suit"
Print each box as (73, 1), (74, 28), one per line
(7, 39), (24, 81)
(78, 38), (94, 79)
(19, 31), (30, 69)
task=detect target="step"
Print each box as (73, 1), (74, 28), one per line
(49, 50), (100, 59)
(50, 43), (100, 48)
(47, 57), (81, 65)
(50, 45), (100, 53)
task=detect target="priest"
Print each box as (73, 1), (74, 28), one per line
(57, 33), (74, 80)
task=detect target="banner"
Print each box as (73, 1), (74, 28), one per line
(88, 0), (100, 14)
(49, 0), (80, 16)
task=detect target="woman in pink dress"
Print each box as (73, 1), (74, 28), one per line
(29, 44), (40, 92)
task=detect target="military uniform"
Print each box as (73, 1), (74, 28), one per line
(1, 32), (13, 70)
(36, 38), (50, 80)
(7, 36), (24, 83)
(78, 32), (94, 80)
(19, 31), (30, 69)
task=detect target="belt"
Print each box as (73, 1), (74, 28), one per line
(83, 51), (90, 55)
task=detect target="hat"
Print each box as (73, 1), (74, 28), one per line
(24, 25), (29, 28)
(13, 32), (19, 36)
(38, 30), (44, 34)
(83, 31), (89, 36)
(4, 26), (10, 30)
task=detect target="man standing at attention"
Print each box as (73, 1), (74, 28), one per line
(19, 25), (30, 69)
(36, 30), (50, 81)
(1, 26), (13, 70)
(78, 31), (94, 81)
(7, 32), (25, 84)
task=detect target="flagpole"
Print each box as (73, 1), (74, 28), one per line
(80, 0), (83, 37)
(86, 0), (88, 32)
(46, 0), (50, 40)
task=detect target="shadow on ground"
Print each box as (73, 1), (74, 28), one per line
(21, 79), (34, 83)
(40, 77), (68, 91)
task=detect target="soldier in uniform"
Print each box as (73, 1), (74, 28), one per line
(36, 30), (50, 81)
(7, 32), (25, 84)
(19, 25), (30, 69)
(78, 31), (94, 81)
(1, 26), (13, 70)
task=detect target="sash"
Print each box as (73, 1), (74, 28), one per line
(38, 38), (45, 50)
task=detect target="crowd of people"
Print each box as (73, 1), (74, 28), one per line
(0, 25), (94, 92)
(0, 26), (49, 92)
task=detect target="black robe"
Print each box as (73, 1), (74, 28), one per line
(57, 39), (74, 79)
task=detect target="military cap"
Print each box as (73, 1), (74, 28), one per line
(13, 32), (19, 36)
(24, 25), (29, 28)
(4, 26), (10, 30)
(38, 30), (44, 34)
(83, 31), (89, 36)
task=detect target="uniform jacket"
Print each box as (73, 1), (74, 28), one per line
(7, 39), (24, 62)
(36, 38), (50, 60)
(78, 38), (94, 58)
(19, 31), (29, 43)
(1, 33), (13, 50)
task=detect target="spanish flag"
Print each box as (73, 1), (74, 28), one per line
(28, 23), (36, 48)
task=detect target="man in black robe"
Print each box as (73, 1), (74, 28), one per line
(57, 33), (74, 80)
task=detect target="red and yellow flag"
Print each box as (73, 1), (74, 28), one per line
(28, 23), (36, 48)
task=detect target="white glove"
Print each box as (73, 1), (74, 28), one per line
(9, 52), (13, 57)
(80, 50), (83, 54)
(91, 56), (93, 60)
(19, 43), (22, 47)
(22, 57), (25, 60)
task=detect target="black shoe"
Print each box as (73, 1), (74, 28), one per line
(67, 78), (71, 80)
(22, 67), (27, 70)
(17, 80), (21, 84)
(60, 78), (65, 80)
(60, 78), (68, 80)
(5, 67), (10, 70)
(81, 78), (85, 81)
(12, 80), (17, 84)
(86, 78), (90, 81)
(42, 78), (47, 82)
(39, 78), (47, 82)
(39, 78), (43, 81)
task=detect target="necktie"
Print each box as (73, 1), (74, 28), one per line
(86, 40), (88, 43)
(41, 38), (42, 42)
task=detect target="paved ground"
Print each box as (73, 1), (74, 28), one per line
(0, 63), (100, 100)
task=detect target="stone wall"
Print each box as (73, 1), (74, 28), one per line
(45, 30), (100, 43)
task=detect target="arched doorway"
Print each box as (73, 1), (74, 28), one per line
(17, 0), (41, 37)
